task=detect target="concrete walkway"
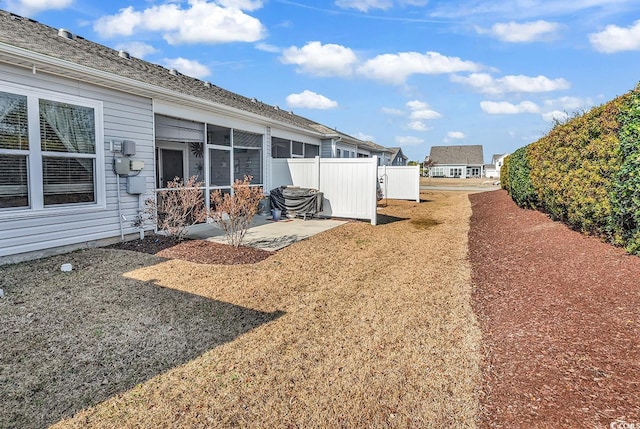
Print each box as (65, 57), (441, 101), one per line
(186, 215), (347, 251)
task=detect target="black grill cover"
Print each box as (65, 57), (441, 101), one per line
(270, 186), (323, 215)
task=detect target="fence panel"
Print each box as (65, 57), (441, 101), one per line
(378, 165), (420, 202)
(270, 157), (378, 225)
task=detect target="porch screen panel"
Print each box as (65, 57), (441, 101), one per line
(0, 92), (29, 208)
(304, 143), (319, 158)
(233, 148), (262, 184)
(292, 141), (303, 156)
(156, 115), (204, 142)
(209, 148), (231, 187)
(233, 130), (262, 148)
(271, 137), (290, 158)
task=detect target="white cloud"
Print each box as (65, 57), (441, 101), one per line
(114, 41), (158, 59)
(431, 0), (635, 20)
(381, 107), (404, 115)
(255, 43), (281, 53)
(406, 100), (430, 110)
(335, 0), (428, 12)
(476, 20), (560, 42)
(395, 136), (424, 146)
(542, 110), (570, 122)
(280, 41), (357, 77)
(358, 51), (482, 85)
(447, 131), (466, 139)
(285, 90), (338, 109)
(406, 100), (442, 120)
(410, 110), (442, 120)
(93, 1), (266, 44)
(589, 20), (640, 53)
(162, 57), (211, 79)
(335, 0), (393, 11)
(452, 73), (570, 95)
(217, 0), (263, 11)
(5, 0), (73, 15)
(480, 100), (540, 114)
(543, 96), (593, 112)
(355, 132), (375, 141)
(407, 121), (431, 131)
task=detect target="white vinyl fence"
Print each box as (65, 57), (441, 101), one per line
(270, 158), (421, 225)
(270, 157), (379, 224)
(377, 165), (420, 202)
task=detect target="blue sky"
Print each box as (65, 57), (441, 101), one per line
(5, 0), (640, 163)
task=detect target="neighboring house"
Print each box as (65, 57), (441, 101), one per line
(388, 147), (408, 166)
(425, 145), (484, 178)
(363, 141), (393, 165)
(484, 153), (508, 179)
(0, 10), (402, 263)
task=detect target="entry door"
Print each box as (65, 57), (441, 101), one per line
(158, 148), (184, 188)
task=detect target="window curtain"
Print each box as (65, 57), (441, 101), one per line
(39, 99), (95, 171)
(0, 92), (28, 151)
(0, 95), (20, 124)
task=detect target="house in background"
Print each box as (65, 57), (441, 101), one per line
(425, 145), (484, 178)
(484, 153), (508, 179)
(364, 141), (394, 165)
(0, 9), (403, 264)
(388, 147), (408, 166)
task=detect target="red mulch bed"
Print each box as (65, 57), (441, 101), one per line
(469, 189), (640, 428)
(107, 234), (274, 265)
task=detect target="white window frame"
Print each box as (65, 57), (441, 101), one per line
(0, 81), (105, 218)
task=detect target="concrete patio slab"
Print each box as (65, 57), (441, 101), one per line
(186, 216), (347, 251)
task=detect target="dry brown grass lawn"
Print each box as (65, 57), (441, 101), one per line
(1, 190), (481, 428)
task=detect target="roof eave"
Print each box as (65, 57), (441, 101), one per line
(0, 42), (325, 138)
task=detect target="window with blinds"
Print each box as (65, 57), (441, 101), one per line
(0, 88), (100, 211)
(39, 99), (96, 205)
(0, 92), (29, 208)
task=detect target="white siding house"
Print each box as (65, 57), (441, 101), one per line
(0, 9), (414, 263)
(0, 10), (323, 263)
(484, 153), (508, 179)
(425, 145), (485, 178)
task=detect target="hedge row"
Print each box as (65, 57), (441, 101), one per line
(502, 83), (640, 254)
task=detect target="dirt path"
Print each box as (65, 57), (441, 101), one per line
(469, 190), (640, 428)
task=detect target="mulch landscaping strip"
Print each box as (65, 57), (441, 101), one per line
(469, 189), (640, 428)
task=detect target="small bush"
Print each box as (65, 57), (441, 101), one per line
(141, 176), (206, 240)
(210, 176), (263, 248)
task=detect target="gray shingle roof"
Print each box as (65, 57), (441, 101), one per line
(428, 145), (484, 165)
(0, 10), (328, 134)
(388, 147), (407, 160)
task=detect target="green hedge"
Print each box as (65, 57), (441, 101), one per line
(505, 146), (537, 209)
(503, 83), (640, 254)
(608, 87), (640, 252)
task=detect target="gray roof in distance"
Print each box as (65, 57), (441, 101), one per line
(428, 145), (484, 165)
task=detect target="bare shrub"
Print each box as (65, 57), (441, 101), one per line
(210, 176), (263, 248)
(142, 176), (207, 240)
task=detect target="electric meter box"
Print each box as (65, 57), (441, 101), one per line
(114, 157), (130, 175)
(122, 140), (136, 156)
(127, 176), (146, 195)
(129, 160), (144, 171)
